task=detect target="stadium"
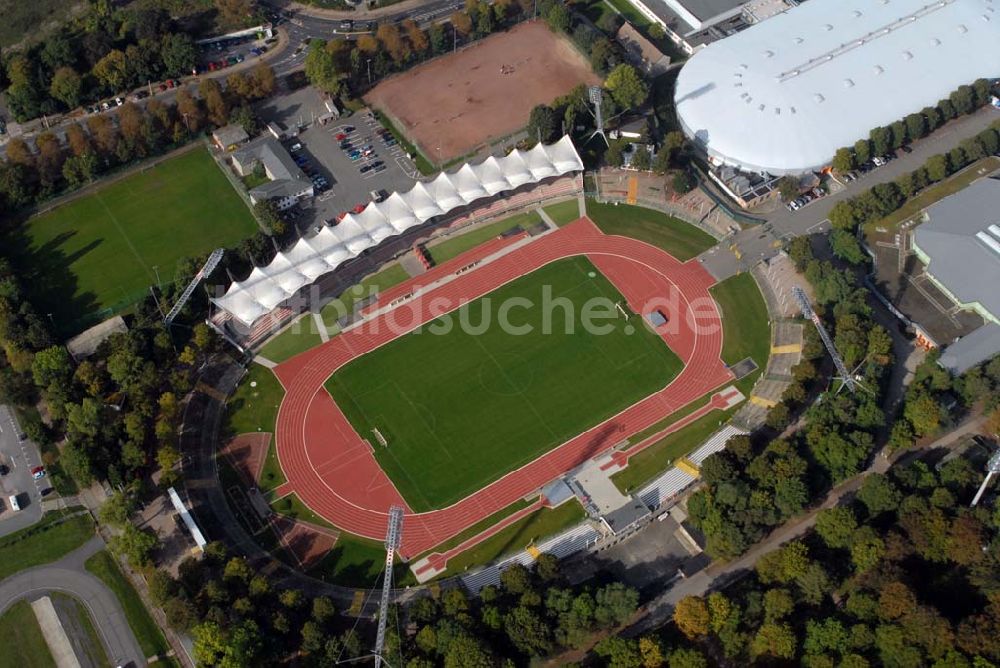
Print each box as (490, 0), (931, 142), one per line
(210, 139), (755, 582)
(674, 0), (1000, 174)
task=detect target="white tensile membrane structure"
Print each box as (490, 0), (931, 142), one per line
(213, 136), (584, 327)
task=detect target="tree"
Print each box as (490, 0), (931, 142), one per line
(504, 606), (552, 656)
(926, 154), (949, 182)
(751, 623), (796, 659)
(595, 636), (642, 668)
(50, 67), (83, 109)
(404, 19), (430, 55)
(450, 11), (473, 38)
(672, 171), (694, 193)
(110, 524), (159, 567)
(215, 0), (254, 29)
(93, 49), (128, 92)
(632, 147), (651, 171)
(605, 64), (649, 110)
(199, 78), (229, 128)
(667, 648), (707, 668)
(305, 41), (342, 92)
(816, 506), (858, 549)
(595, 582), (639, 627)
(639, 636), (665, 668)
(229, 105), (260, 136)
(161, 33), (198, 77)
(830, 228), (866, 265)
(99, 492), (136, 527)
(544, 3), (571, 32)
(854, 139), (872, 165)
(674, 596), (710, 639)
(32, 345), (73, 388)
(832, 147), (855, 172)
(527, 104), (558, 143)
(904, 392), (945, 436)
(777, 175), (800, 201)
(377, 23), (409, 65)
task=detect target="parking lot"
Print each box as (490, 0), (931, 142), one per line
(263, 103), (419, 231)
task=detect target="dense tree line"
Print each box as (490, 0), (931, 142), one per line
(830, 79), (994, 173)
(686, 238), (894, 558)
(304, 0), (637, 105)
(0, 242), (222, 491)
(140, 541), (647, 666)
(890, 349), (1000, 451)
(0, 64), (275, 211)
(664, 450), (1000, 667)
(827, 123), (1000, 266)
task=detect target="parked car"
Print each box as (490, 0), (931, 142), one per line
(8, 494), (20, 511)
(335, 133), (347, 140)
(31, 466), (45, 480)
(360, 164), (373, 173)
(339, 19), (354, 31)
(101, 101), (111, 110)
(114, 96), (124, 106)
(290, 142), (303, 152)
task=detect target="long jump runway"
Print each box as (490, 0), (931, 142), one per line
(272, 219), (732, 557)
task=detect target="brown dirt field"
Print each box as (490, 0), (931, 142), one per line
(221, 432), (270, 485)
(364, 21), (600, 164)
(272, 515), (339, 570)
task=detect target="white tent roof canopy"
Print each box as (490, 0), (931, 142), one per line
(213, 136), (584, 327)
(674, 0), (1000, 175)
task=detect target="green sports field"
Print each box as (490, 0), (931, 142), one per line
(14, 147), (257, 334)
(325, 256), (683, 511)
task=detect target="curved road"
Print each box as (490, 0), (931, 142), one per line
(0, 536), (145, 667)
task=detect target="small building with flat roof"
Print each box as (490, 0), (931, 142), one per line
(212, 124), (250, 152)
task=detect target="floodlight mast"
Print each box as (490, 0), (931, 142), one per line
(971, 448), (1000, 507)
(587, 85), (609, 147)
(792, 286), (857, 393)
(164, 249), (224, 326)
(374, 506), (404, 668)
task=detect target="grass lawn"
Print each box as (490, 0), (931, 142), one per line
(0, 511), (93, 580)
(439, 500), (586, 577)
(273, 492), (337, 530)
(50, 593), (109, 668)
(258, 314), (326, 363)
(320, 263), (412, 330)
(0, 600), (55, 668)
(84, 550), (171, 660)
(15, 146), (257, 335)
(308, 532), (415, 588)
(612, 272), (771, 493)
(612, 408), (733, 493)
(427, 211), (540, 265)
(543, 199), (583, 227)
(326, 257), (682, 511)
(585, 200), (716, 261)
(710, 272), (771, 368)
(416, 498), (533, 559)
(225, 363), (286, 492)
(862, 155), (1000, 240)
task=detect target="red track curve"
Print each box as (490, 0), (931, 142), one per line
(272, 219), (732, 557)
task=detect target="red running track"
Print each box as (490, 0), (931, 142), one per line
(272, 219), (732, 557)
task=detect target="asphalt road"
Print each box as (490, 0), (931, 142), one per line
(700, 106), (1000, 281)
(0, 405), (45, 537)
(0, 536), (145, 667)
(271, 0), (466, 75)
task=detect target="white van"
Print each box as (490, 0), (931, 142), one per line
(8, 494), (20, 511)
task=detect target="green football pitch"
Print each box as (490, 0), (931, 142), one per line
(15, 147), (257, 334)
(325, 257), (683, 511)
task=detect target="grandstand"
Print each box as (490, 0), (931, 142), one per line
(211, 137), (584, 329)
(208, 173), (583, 350)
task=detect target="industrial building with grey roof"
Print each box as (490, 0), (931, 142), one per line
(912, 177), (1000, 373)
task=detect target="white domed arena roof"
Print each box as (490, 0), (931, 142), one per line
(674, 0), (1000, 175)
